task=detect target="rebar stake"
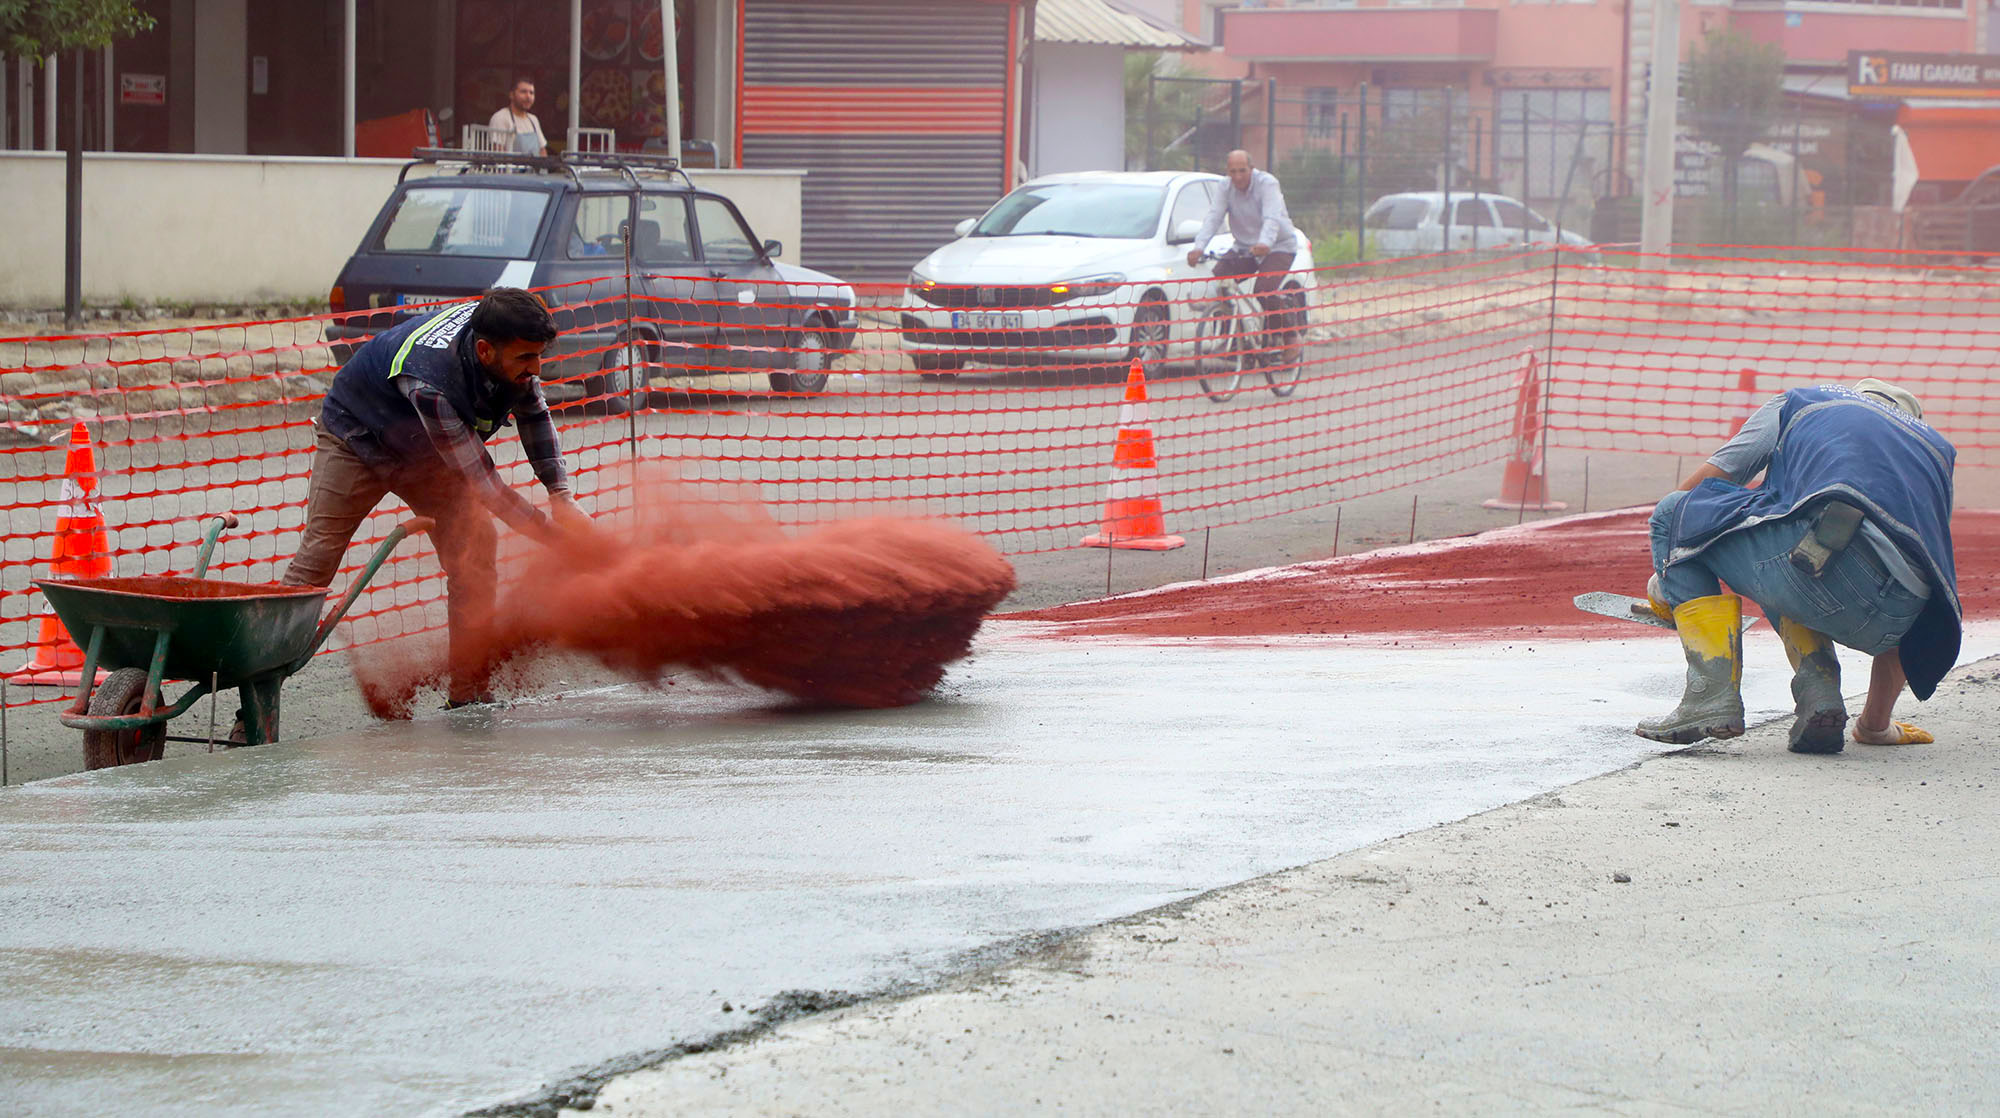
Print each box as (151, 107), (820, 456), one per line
(1201, 527), (1212, 580)
(1409, 494), (1419, 544)
(1332, 505), (1342, 557)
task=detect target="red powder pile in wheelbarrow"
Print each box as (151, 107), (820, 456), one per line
(353, 496), (1016, 717)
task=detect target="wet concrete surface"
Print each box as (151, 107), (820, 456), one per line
(5, 624), (1996, 1115)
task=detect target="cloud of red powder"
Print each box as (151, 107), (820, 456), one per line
(352, 477), (1016, 717)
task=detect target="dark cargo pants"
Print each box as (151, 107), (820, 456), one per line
(283, 425), (499, 703)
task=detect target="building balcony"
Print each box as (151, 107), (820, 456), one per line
(1727, 7), (1970, 66)
(1221, 6), (1499, 63)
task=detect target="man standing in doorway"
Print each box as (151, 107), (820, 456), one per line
(489, 77), (548, 156)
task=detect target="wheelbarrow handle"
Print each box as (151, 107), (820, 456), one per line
(288, 517), (435, 676)
(191, 513), (241, 578)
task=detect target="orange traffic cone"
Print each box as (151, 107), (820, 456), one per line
(13, 423), (112, 686)
(1081, 359), (1186, 551)
(1482, 350), (1566, 512)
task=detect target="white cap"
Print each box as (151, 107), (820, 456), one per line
(1853, 378), (1923, 419)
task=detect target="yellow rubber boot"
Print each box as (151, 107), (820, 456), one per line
(1644, 573), (1673, 624)
(1777, 617), (1846, 754)
(1635, 594), (1745, 744)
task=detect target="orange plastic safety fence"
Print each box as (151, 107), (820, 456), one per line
(4, 245), (1993, 710)
(1548, 245), (2000, 465)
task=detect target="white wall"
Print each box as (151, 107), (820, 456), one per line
(193, 0), (248, 154)
(0, 152), (804, 307)
(1031, 43), (1126, 177)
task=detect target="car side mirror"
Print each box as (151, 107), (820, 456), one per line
(761, 238), (782, 259)
(953, 218), (976, 238)
(1169, 218), (1203, 245)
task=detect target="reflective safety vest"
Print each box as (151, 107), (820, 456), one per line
(320, 303), (526, 472)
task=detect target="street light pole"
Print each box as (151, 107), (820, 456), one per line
(662, 0), (681, 158)
(1639, 0), (1679, 257)
(342, 0), (356, 157)
(65, 50), (83, 327)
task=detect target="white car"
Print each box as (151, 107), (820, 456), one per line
(901, 171), (1317, 371)
(1364, 191), (1593, 257)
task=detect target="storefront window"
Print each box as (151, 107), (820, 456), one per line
(455, 0), (694, 151)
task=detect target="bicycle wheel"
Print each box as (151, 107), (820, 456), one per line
(1193, 299), (1248, 402)
(1263, 283), (1308, 397)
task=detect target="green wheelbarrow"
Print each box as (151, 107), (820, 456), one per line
(37, 514), (433, 769)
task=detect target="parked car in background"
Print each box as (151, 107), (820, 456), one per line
(1363, 191), (1593, 258)
(900, 171), (1317, 373)
(326, 150), (858, 408)
(1904, 161), (2000, 257)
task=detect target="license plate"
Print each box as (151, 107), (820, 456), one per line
(397, 293), (462, 308)
(952, 311), (1022, 330)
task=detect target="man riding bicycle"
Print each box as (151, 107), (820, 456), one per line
(1186, 149), (1299, 337)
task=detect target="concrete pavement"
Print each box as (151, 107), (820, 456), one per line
(579, 655), (2000, 1116)
(16, 621), (1979, 1116)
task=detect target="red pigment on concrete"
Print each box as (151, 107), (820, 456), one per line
(1006, 508), (2000, 643)
(352, 482), (1016, 717)
(42, 576), (326, 601)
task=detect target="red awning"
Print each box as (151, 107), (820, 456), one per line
(1897, 104), (2000, 183)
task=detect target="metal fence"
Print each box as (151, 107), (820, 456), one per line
(1136, 77), (1905, 258)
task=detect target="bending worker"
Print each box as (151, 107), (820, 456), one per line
(1636, 378), (1959, 754)
(286, 287), (593, 707)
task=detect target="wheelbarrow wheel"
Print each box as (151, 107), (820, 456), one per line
(81, 668), (168, 770)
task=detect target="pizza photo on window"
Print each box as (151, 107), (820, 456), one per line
(583, 0), (633, 62)
(580, 67), (632, 128)
(636, 6), (663, 63)
(629, 68), (667, 134)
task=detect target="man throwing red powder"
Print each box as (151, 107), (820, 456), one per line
(289, 288), (593, 707)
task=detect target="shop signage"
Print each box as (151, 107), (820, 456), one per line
(1848, 50), (2000, 99)
(120, 73), (165, 105)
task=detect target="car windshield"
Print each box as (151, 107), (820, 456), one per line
(971, 183), (1166, 239)
(1365, 198), (1430, 230)
(377, 186), (550, 257)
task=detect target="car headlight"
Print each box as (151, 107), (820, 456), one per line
(908, 268), (947, 305)
(1048, 273), (1126, 304)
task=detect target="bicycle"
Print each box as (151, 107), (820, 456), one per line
(1189, 249), (1309, 403)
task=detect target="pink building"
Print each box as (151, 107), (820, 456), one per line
(1151, 0), (1989, 210)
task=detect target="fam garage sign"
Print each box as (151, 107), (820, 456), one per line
(1849, 51), (2000, 99)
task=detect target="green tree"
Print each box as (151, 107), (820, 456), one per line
(0, 0), (152, 57)
(5, 0), (154, 325)
(1684, 28), (1785, 215)
(1125, 51), (1205, 172)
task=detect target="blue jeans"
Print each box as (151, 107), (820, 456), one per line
(1649, 491), (1926, 655)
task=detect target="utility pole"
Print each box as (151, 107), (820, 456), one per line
(662, 0), (681, 158)
(65, 50), (83, 327)
(1639, 0), (1680, 257)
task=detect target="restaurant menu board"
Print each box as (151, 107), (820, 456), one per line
(457, 0), (693, 146)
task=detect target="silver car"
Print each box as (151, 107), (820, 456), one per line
(1363, 191), (1593, 257)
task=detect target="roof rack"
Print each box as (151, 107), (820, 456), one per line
(400, 147), (693, 190)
